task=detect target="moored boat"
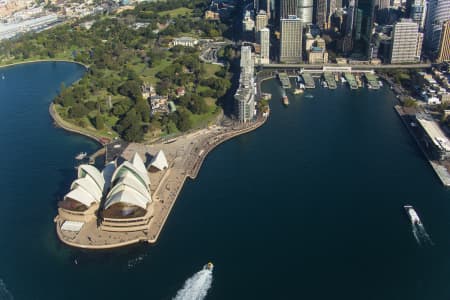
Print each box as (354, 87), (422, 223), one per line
(75, 152), (88, 160)
(282, 95), (289, 106)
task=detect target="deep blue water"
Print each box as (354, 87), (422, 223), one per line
(1, 62), (450, 299)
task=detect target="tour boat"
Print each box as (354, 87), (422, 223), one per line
(205, 262), (214, 270)
(282, 95), (289, 106)
(75, 152), (88, 160)
(404, 205), (422, 225)
(293, 88), (304, 94)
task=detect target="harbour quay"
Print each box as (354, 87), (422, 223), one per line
(395, 105), (450, 187)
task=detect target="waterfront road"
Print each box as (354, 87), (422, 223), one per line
(261, 63), (433, 70)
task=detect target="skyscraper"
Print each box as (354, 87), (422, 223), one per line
(437, 20), (450, 62)
(424, 0), (450, 53)
(297, 0), (313, 24)
(353, 0), (375, 58)
(390, 19), (421, 63)
(280, 16), (303, 63)
(255, 10), (269, 32)
(406, 0), (426, 30)
(280, 0), (298, 18)
(260, 27), (270, 64)
(315, 0), (338, 29)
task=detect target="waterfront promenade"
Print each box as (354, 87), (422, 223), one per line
(55, 115), (268, 249)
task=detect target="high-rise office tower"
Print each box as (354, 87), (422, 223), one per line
(255, 10), (269, 32)
(406, 0), (426, 30)
(280, 0), (298, 18)
(424, 0), (450, 53)
(297, 0), (313, 24)
(390, 18), (421, 63)
(353, 0), (375, 58)
(260, 27), (270, 64)
(316, 0), (328, 29)
(437, 20), (450, 62)
(280, 16), (303, 63)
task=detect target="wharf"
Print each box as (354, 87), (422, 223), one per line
(394, 105), (450, 187)
(323, 72), (337, 89)
(278, 73), (291, 89)
(301, 73), (315, 88)
(344, 73), (358, 90)
(364, 73), (380, 89)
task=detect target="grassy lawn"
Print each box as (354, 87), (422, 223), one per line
(190, 103), (221, 129)
(203, 63), (221, 78)
(140, 59), (173, 84)
(158, 7), (192, 17)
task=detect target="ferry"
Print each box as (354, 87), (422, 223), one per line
(293, 88), (304, 94)
(404, 205), (422, 225)
(205, 262), (214, 271)
(282, 95), (289, 106)
(75, 152), (88, 160)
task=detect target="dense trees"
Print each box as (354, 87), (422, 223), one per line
(1, 0), (230, 142)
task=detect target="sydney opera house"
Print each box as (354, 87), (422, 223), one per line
(57, 151), (168, 233)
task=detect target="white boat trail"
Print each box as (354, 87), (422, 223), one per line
(411, 223), (434, 246)
(0, 279), (13, 300)
(173, 266), (213, 300)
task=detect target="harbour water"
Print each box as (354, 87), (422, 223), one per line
(1, 62), (450, 299)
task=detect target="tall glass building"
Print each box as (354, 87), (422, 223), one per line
(353, 0), (375, 58)
(424, 0), (450, 54)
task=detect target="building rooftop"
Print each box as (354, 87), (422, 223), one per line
(416, 115), (450, 152)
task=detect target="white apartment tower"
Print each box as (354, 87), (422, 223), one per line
(260, 27), (270, 64)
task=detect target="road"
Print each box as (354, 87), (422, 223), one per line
(260, 63), (433, 70)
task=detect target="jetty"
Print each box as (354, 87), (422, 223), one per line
(323, 72), (337, 89)
(278, 72), (291, 89)
(344, 73), (358, 90)
(364, 73), (381, 89)
(301, 73), (315, 88)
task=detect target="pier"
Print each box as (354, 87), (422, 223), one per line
(395, 105), (450, 187)
(278, 72), (291, 89)
(323, 72), (337, 89)
(344, 73), (358, 89)
(301, 73), (315, 88)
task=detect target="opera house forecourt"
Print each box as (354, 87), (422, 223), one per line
(55, 150), (169, 249)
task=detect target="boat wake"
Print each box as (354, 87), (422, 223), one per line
(173, 266), (213, 300)
(127, 253), (147, 269)
(412, 223), (434, 246)
(0, 279), (13, 300)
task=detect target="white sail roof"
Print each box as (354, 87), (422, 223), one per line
(64, 187), (97, 208)
(70, 177), (102, 200)
(104, 185), (150, 210)
(108, 173), (151, 199)
(131, 152), (148, 176)
(77, 165), (105, 190)
(111, 161), (150, 187)
(150, 150), (168, 170)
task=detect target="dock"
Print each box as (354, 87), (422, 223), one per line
(344, 73), (358, 90)
(301, 73), (315, 88)
(364, 73), (380, 89)
(323, 72), (337, 89)
(278, 73), (291, 89)
(395, 105), (450, 187)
